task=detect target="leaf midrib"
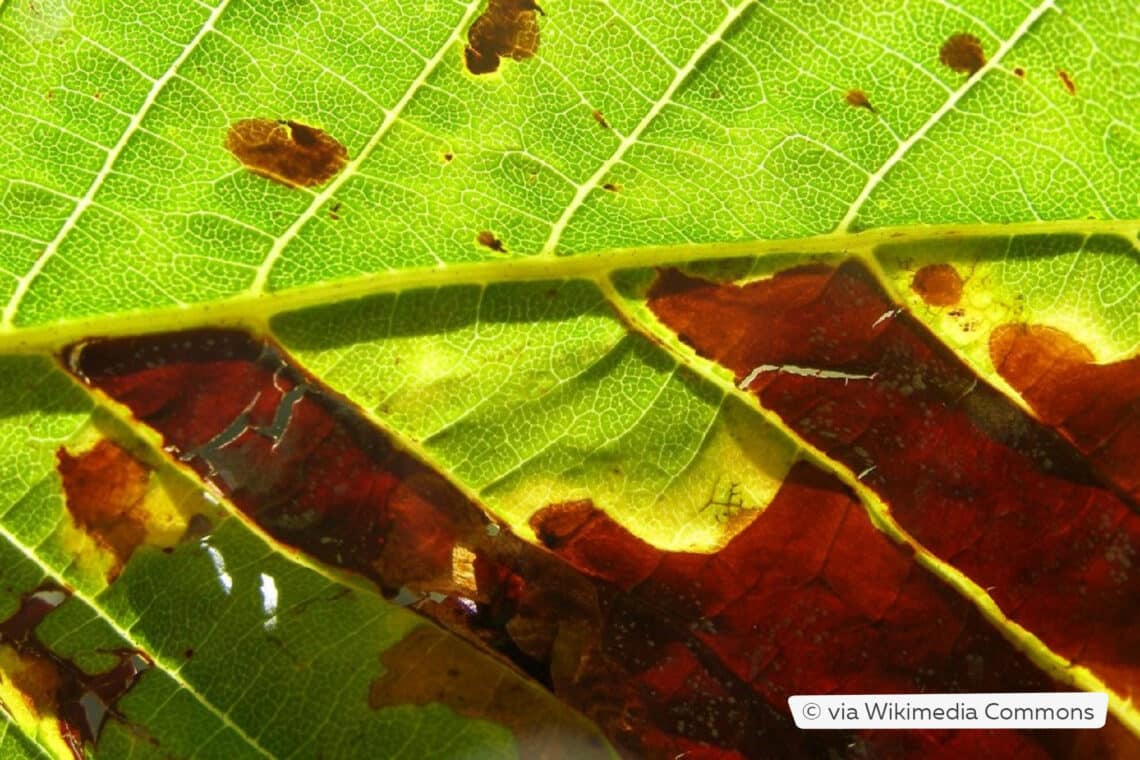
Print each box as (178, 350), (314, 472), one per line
(1, 218), (1134, 353)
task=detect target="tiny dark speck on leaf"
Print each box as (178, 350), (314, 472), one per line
(1013, 66), (1026, 78)
(1058, 69), (1076, 95)
(443, 152), (455, 163)
(329, 202), (341, 221)
(592, 110), (610, 129)
(465, 0), (543, 75)
(477, 230), (506, 252)
(844, 89), (875, 112)
(602, 182), (621, 192)
(225, 118), (348, 188)
(939, 33), (986, 75)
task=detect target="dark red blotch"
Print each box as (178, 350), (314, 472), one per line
(64, 328), (1138, 758)
(0, 584), (151, 759)
(647, 261), (1140, 704)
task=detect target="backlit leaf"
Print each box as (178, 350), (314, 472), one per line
(0, 0), (1136, 757)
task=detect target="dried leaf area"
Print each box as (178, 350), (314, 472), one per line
(465, 0), (542, 74)
(647, 260), (1140, 700)
(224, 119), (348, 188)
(0, 0), (1136, 756)
(60, 325), (1140, 758)
(939, 33), (987, 75)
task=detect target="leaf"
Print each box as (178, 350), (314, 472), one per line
(0, 0), (1137, 758)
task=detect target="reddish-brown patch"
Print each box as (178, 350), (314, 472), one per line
(911, 263), (963, 306)
(939, 33), (986, 75)
(1058, 69), (1077, 95)
(224, 118), (347, 188)
(0, 584), (151, 759)
(843, 89), (875, 112)
(63, 329), (1137, 758)
(477, 230), (506, 252)
(1013, 66), (1026, 78)
(530, 501), (659, 588)
(464, 0), (542, 75)
(990, 323), (1139, 500)
(56, 440), (151, 579)
(592, 109), (610, 129)
(647, 262), (1140, 702)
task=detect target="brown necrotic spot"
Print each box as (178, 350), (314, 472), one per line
(601, 182), (620, 193)
(0, 584), (150, 759)
(1058, 69), (1077, 95)
(939, 33), (986, 75)
(1013, 66), (1026, 78)
(225, 118), (347, 188)
(990, 323), (1139, 500)
(464, 0), (542, 75)
(57, 440), (151, 580)
(477, 230), (506, 252)
(591, 109), (610, 129)
(843, 89), (875, 112)
(910, 263), (963, 306)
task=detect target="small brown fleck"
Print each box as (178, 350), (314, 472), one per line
(465, 0), (544, 75)
(1058, 69), (1076, 96)
(225, 118), (348, 188)
(939, 33), (986, 76)
(602, 182), (621, 192)
(911, 264), (963, 307)
(844, 89), (876, 112)
(443, 152), (455, 163)
(92, 91), (102, 101)
(329, 202), (341, 221)
(1013, 67), (1026, 78)
(592, 109), (610, 129)
(477, 230), (506, 252)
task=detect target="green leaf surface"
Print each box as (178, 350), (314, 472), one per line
(1, 0), (1138, 757)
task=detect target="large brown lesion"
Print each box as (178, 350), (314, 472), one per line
(464, 0), (543, 75)
(62, 328), (1139, 758)
(55, 427), (222, 583)
(224, 118), (348, 188)
(57, 440), (150, 580)
(646, 259), (1140, 702)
